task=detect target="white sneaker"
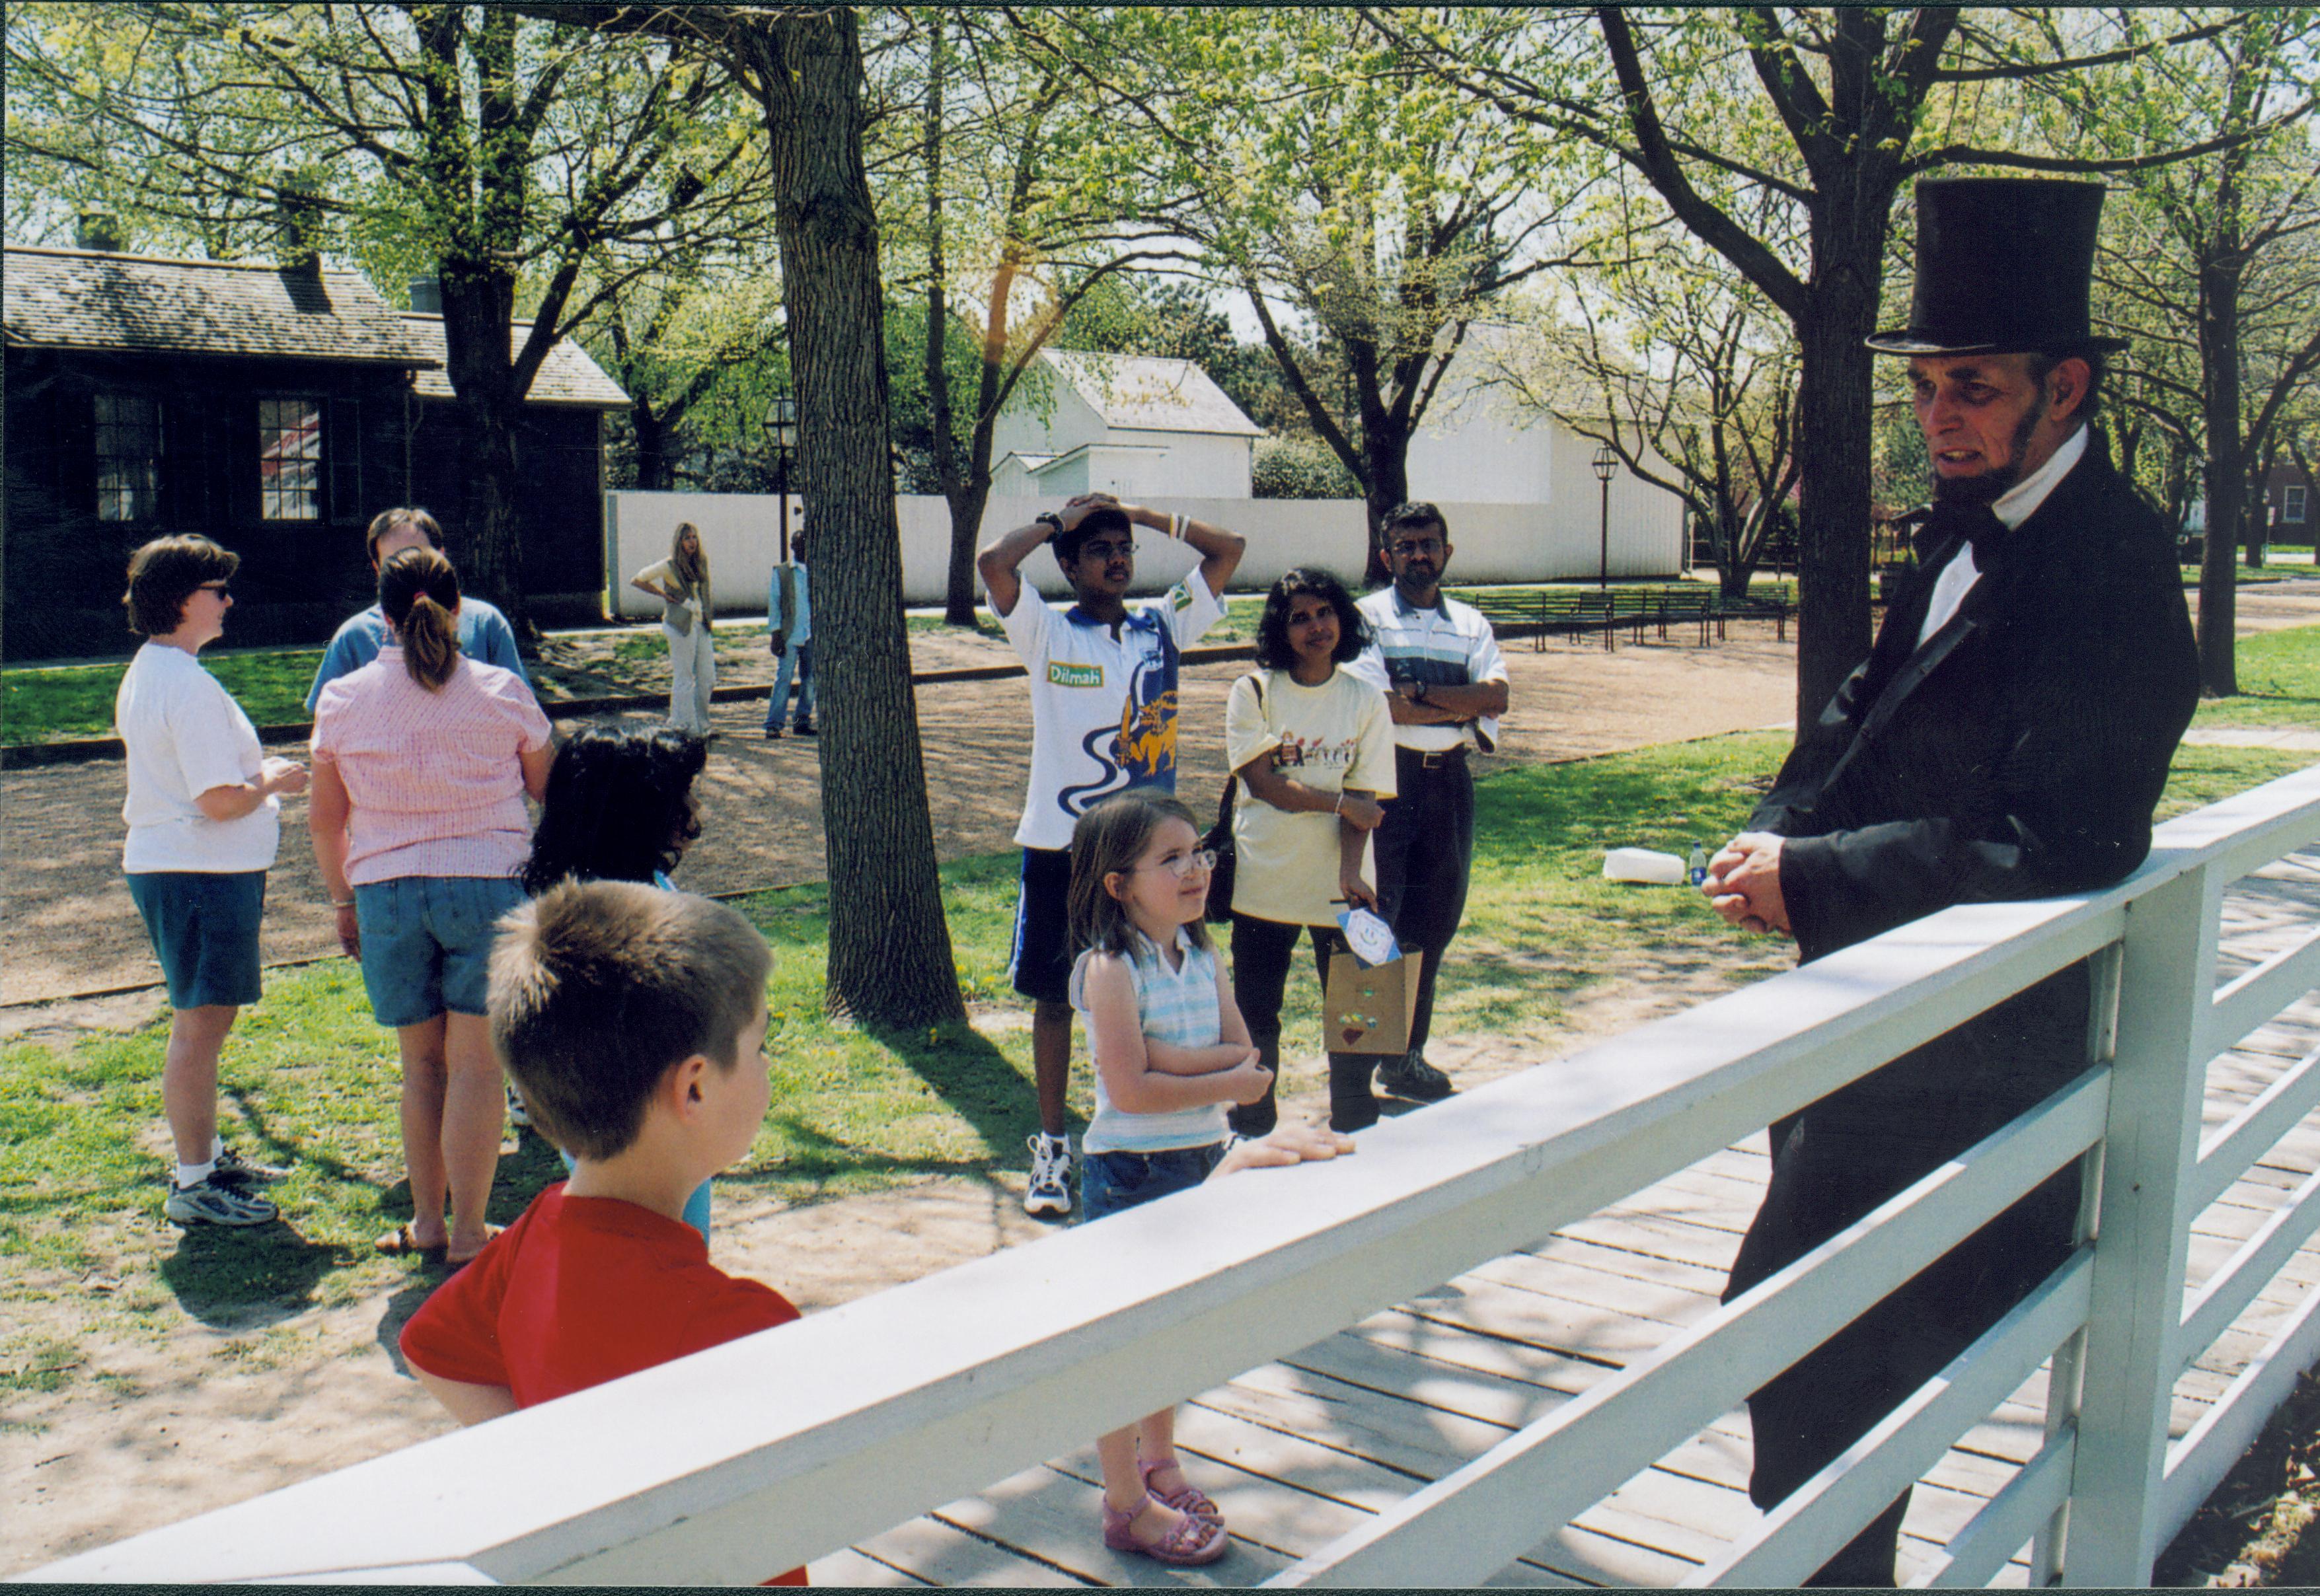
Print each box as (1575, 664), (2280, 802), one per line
(1024, 1133), (1073, 1217)
(506, 1083), (531, 1129)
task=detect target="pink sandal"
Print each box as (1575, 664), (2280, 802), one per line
(1101, 1492), (1227, 1566)
(1139, 1456), (1222, 1524)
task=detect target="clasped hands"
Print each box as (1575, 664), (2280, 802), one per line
(1701, 831), (1790, 937)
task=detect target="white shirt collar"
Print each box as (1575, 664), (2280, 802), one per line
(1992, 423), (2087, 530)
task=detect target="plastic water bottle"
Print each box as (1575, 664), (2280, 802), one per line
(1687, 842), (1709, 888)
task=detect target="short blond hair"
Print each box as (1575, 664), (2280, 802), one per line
(489, 880), (770, 1159)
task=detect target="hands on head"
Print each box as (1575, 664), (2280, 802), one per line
(1701, 831), (1789, 937)
(1060, 491), (1136, 532)
(1214, 1122), (1359, 1179)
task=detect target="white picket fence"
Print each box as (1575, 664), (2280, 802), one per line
(26, 763), (2320, 1587)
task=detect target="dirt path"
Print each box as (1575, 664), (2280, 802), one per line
(1, 628), (1799, 1007)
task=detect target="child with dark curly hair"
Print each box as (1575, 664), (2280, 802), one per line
(516, 723), (717, 1240)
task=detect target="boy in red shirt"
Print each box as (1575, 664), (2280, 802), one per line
(400, 880), (805, 1583)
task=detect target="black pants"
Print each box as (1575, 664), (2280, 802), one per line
(1724, 968), (2089, 1585)
(1369, 746), (1476, 1056)
(1228, 914), (1380, 1133)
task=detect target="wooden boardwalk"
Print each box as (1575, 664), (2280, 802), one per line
(816, 856), (2320, 1589)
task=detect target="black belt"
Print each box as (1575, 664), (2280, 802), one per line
(1398, 744), (1468, 770)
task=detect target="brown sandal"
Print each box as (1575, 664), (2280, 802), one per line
(375, 1223), (446, 1259)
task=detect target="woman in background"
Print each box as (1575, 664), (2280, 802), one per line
(630, 522), (716, 737)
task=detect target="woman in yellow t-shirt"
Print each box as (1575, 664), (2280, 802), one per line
(1224, 568), (1398, 1134)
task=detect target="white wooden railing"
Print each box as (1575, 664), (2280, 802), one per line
(26, 766), (2320, 1587)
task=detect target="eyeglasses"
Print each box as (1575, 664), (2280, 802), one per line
(197, 581), (232, 597)
(1076, 538), (1135, 562)
(1389, 537), (1444, 558)
(1137, 848), (1218, 879)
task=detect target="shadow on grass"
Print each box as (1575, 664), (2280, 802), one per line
(865, 1017), (1037, 1162)
(159, 1223), (355, 1328)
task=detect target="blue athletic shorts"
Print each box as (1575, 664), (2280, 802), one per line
(354, 875), (527, 1028)
(126, 869), (267, 1009)
(1008, 846), (1075, 1006)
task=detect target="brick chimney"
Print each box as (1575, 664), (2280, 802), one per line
(277, 173), (322, 277)
(76, 211), (127, 253)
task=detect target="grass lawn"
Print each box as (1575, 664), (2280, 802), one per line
(2195, 624), (2320, 733)
(1, 649), (611, 746)
(3, 733), (2307, 1384)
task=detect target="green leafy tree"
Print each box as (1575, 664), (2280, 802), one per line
(1483, 182), (1804, 598)
(1377, 5), (2289, 721)
(5, 2), (770, 642)
(2033, 8), (2320, 693)
(1015, 7), (1584, 575)
(880, 9), (1193, 624)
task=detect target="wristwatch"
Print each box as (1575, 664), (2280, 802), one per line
(1035, 511), (1065, 539)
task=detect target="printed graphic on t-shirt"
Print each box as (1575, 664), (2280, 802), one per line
(1059, 632), (1179, 815)
(1271, 731), (1361, 771)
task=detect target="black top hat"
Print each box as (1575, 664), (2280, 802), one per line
(1866, 178), (2127, 357)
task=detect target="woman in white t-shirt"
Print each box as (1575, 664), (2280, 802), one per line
(1224, 569), (1398, 1135)
(114, 535), (311, 1229)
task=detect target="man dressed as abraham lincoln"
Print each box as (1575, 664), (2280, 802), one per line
(1700, 176), (2202, 1584)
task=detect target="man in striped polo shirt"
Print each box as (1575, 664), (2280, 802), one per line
(1343, 502), (1511, 1107)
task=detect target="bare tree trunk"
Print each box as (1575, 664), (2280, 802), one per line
(746, 10), (965, 1026)
(439, 268), (533, 644)
(629, 401), (676, 491)
(2196, 236), (2245, 695)
(1791, 276), (1880, 725)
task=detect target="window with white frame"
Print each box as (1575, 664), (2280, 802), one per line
(94, 394), (163, 522)
(2285, 484), (2307, 526)
(259, 396), (322, 520)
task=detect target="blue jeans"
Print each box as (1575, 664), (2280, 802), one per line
(353, 875), (527, 1027)
(766, 641), (815, 731)
(1080, 1142), (1226, 1223)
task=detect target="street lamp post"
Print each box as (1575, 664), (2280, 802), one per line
(1592, 441), (1619, 591)
(766, 386), (798, 564)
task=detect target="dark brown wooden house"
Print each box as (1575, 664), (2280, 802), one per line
(2, 244), (628, 661)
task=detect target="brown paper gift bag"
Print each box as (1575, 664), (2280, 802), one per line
(1324, 951), (1425, 1055)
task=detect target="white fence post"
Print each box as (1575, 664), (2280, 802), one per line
(2060, 859), (2215, 1585)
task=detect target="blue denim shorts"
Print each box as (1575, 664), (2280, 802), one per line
(354, 875), (527, 1028)
(1080, 1142), (1227, 1223)
(126, 870), (267, 1009)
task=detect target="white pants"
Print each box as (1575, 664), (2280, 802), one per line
(664, 620), (716, 734)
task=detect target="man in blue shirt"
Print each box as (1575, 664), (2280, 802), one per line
(764, 528), (815, 738)
(304, 508), (528, 714)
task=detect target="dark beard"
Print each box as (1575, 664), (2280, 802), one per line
(1931, 393), (2046, 507)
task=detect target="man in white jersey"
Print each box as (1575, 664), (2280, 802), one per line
(1345, 501), (1509, 1108)
(979, 492), (1245, 1215)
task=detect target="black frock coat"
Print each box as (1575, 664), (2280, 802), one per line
(1723, 429), (2201, 1533)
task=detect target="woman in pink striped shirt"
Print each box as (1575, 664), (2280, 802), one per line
(310, 548), (556, 1267)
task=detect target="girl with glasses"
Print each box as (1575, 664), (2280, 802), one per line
(1065, 791), (1273, 1566)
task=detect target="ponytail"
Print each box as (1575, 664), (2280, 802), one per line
(378, 548), (465, 692)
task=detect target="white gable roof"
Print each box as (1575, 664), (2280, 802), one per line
(1039, 349), (1263, 438)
